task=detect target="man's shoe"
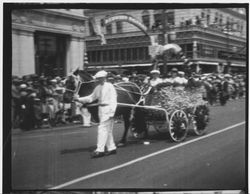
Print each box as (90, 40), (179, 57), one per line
(117, 141), (126, 147)
(106, 149), (117, 156)
(91, 151), (105, 158)
(91, 121), (98, 126)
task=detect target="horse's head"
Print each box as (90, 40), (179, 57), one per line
(76, 70), (97, 97)
(63, 70), (97, 103)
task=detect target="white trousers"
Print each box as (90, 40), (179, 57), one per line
(96, 118), (116, 152)
(81, 107), (91, 126)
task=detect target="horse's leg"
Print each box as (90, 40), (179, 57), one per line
(134, 107), (148, 140)
(117, 111), (131, 147)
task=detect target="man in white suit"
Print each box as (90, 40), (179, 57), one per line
(74, 70), (117, 158)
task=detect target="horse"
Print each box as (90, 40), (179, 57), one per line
(63, 70), (147, 146)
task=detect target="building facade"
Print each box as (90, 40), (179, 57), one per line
(12, 9), (87, 77)
(85, 8), (246, 74)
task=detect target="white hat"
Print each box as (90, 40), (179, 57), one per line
(20, 84), (27, 89)
(178, 71), (185, 75)
(122, 77), (129, 82)
(55, 76), (61, 81)
(150, 69), (160, 74)
(224, 74), (231, 78)
(50, 79), (57, 83)
(94, 70), (108, 79)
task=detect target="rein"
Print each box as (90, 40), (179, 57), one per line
(114, 83), (143, 96)
(114, 82), (144, 105)
(65, 88), (76, 93)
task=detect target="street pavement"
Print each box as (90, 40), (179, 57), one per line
(11, 99), (246, 190)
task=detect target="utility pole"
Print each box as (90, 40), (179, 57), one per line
(162, 9), (167, 75)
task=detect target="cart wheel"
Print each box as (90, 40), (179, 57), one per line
(169, 110), (188, 142)
(193, 105), (209, 136)
(153, 120), (168, 134)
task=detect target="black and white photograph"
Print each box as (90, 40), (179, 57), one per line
(3, 2), (247, 193)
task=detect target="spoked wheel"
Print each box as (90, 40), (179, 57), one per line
(169, 110), (188, 142)
(193, 105), (209, 136)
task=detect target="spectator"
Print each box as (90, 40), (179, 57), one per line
(149, 69), (162, 87)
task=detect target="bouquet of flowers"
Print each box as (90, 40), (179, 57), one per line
(143, 86), (207, 120)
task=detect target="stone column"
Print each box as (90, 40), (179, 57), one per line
(12, 30), (20, 76)
(66, 36), (85, 74)
(149, 10), (154, 29)
(12, 29), (35, 76)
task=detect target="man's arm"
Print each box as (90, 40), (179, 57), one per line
(76, 86), (98, 104)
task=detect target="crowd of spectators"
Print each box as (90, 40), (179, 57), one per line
(11, 74), (70, 130)
(11, 70), (246, 131)
(200, 72), (246, 106)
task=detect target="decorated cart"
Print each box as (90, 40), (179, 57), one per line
(118, 84), (210, 142)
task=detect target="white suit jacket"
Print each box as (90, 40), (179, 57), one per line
(150, 78), (163, 87)
(78, 82), (117, 122)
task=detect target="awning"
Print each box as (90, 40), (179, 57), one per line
(87, 63), (152, 68)
(87, 65), (120, 69)
(198, 61), (219, 66)
(230, 63), (246, 67)
(158, 62), (183, 66)
(123, 63), (152, 67)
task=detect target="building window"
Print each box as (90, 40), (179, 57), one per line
(186, 44), (193, 58)
(109, 50), (113, 61)
(35, 32), (67, 77)
(206, 9), (210, 25)
(132, 48), (137, 61)
(138, 47), (144, 60)
(201, 11), (205, 18)
(214, 12), (218, 23)
(103, 50), (108, 62)
(114, 49), (119, 61)
(116, 21), (123, 33)
(127, 48), (131, 61)
(120, 49), (125, 61)
(92, 51), (97, 62)
(144, 47), (150, 60)
(166, 11), (175, 26)
(96, 51), (101, 63)
(219, 14), (223, 25)
(142, 10), (150, 29)
(87, 51), (91, 62)
(106, 24), (112, 35)
(197, 44), (203, 57)
(153, 13), (162, 28)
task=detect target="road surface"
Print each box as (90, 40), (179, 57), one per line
(11, 99), (246, 190)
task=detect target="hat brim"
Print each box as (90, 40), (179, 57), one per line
(150, 71), (160, 74)
(94, 76), (107, 79)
